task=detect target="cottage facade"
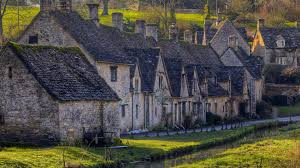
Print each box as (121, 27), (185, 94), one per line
(0, 43), (119, 145)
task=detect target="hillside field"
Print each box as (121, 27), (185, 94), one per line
(3, 6), (206, 40)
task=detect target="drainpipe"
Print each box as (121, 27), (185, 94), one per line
(131, 93), (134, 130)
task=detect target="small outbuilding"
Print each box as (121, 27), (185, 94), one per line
(0, 43), (120, 145)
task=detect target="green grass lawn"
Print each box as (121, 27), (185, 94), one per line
(176, 123), (300, 168)
(278, 102), (300, 117)
(0, 126), (256, 168)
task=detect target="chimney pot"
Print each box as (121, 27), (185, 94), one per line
(257, 18), (265, 30)
(135, 20), (146, 35)
(146, 24), (158, 42)
(112, 12), (124, 31)
(87, 3), (99, 26)
(184, 30), (193, 43)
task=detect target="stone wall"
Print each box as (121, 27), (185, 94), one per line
(265, 83), (300, 96)
(96, 62), (133, 132)
(0, 49), (60, 145)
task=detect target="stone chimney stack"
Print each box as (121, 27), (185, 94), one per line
(145, 24), (158, 41)
(184, 30), (193, 43)
(228, 36), (238, 48)
(40, 0), (54, 12)
(112, 12), (124, 31)
(135, 20), (146, 35)
(169, 23), (178, 41)
(87, 3), (99, 26)
(257, 18), (265, 30)
(57, 0), (72, 12)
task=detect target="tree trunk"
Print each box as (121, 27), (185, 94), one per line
(102, 0), (109, 16)
(170, 0), (176, 24)
(0, 17), (3, 44)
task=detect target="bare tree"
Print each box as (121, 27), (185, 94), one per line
(0, 0), (9, 44)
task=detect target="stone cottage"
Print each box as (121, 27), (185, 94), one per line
(0, 43), (119, 145)
(252, 19), (300, 66)
(14, 0), (264, 134)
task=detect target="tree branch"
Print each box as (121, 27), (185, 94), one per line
(1, 0), (9, 17)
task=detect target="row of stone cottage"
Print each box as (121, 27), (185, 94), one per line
(0, 0), (263, 145)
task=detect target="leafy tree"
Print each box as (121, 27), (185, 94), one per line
(0, 0), (9, 44)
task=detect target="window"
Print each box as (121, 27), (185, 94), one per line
(174, 103), (178, 122)
(214, 76), (218, 85)
(193, 103), (197, 114)
(214, 103), (218, 113)
(8, 67), (12, 79)
(121, 105), (126, 117)
(276, 40), (285, 48)
(159, 76), (163, 89)
(29, 35), (38, 44)
(206, 103), (211, 112)
(182, 102), (186, 117)
(163, 106), (167, 118)
(135, 79), (139, 92)
(110, 66), (118, 82)
(136, 105), (139, 119)
(155, 107), (157, 117)
(193, 79), (197, 93)
(0, 113), (4, 125)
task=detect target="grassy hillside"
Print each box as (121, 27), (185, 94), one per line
(3, 6), (206, 40)
(3, 6), (39, 39)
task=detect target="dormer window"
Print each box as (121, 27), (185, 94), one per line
(134, 78), (139, 92)
(228, 36), (238, 48)
(158, 76), (163, 89)
(276, 40), (285, 48)
(29, 34), (38, 44)
(8, 66), (12, 79)
(110, 66), (118, 82)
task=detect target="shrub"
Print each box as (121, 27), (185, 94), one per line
(206, 112), (222, 125)
(183, 116), (193, 129)
(256, 101), (273, 119)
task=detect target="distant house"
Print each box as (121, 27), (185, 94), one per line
(252, 20), (300, 67)
(0, 43), (119, 145)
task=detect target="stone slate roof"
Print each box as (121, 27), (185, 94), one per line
(50, 11), (152, 64)
(208, 81), (228, 97)
(197, 20), (249, 45)
(158, 40), (222, 67)
(8, 43), (119, 101)
(233, 47), (263, 79)
(260, 28), (300, 49)
(223, 66), (245, 96)
(164, 58), (183, 97)
(125, 48), (160, 92)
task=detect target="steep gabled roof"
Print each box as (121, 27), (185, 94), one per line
(8, 42), (119, 101)
(158, 40), (222, 67)
(125, 48), (160, 92)
(164, 58), (183, 97)
(50, 11), (152, 64)
(260, 27), (300, 49)
(208, 81), (228, 97)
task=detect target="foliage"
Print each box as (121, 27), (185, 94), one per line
(2, 6), (39, 40)
(256, 101), (273, 119)
(206, 112), (222, 125)
(278, 102), (300, 117)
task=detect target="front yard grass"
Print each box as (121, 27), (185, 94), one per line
(0, 126), (258, 168)
(278, 102), (300, 117)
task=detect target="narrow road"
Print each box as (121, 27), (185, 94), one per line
(121, 116), (300, 137)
